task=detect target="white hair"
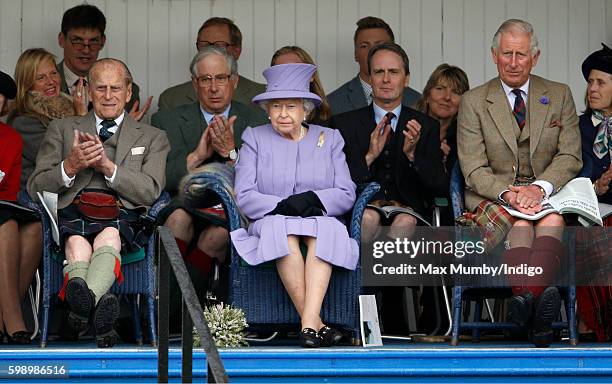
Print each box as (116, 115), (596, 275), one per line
(491, 19), (539, 56)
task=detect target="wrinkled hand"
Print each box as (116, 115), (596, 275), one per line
(72, 77), (88, 116)
(402, 119), (421, 161)
(209, 115), (237, 156)
(186, 127), (213, 171)
(128, 96), (153, 121)
(63, 129), (103, 177)
(510, 184), (545, 210)
(595, 165), (612, 195)
(502, 190), (541, 215)
(88, 133), (116, 177)
(365, 115), (392, 167)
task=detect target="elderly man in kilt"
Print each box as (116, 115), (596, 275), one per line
(28, 58), (170, 347)
(457, 19), (582, 347)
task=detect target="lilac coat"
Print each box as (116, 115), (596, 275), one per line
(230, 123), (359, 270)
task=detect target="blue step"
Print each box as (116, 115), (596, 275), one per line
(0, 343), (611, 382)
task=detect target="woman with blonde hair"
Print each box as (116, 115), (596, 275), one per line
(271, 46), (332, 125)
(8, 48), (87, 188)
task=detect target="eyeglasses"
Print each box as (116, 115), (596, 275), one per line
(69, 38), (103, 51)
(196, 40), (234, 50)
(195, 74), (233, 88)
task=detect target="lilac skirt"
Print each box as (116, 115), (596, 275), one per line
(230, 215), (359, 270)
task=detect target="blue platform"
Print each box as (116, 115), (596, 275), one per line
(0, 342), (611, 383)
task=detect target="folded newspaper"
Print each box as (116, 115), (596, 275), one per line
(37, 191), (60, 244)
(502, 177), (602, 226)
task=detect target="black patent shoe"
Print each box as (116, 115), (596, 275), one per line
(507, 291), (535, 326)
(94, 293), (120, 348)
(65, 277), (95, 332)
(531, 287), (561, 348)
(299, 328), (320, 348)
(7, 331), (32, 345)
(318, 325), (342, 347)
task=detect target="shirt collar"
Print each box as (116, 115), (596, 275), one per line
(94, 112), (125, 132)
(373, 102), (402, 131)
(200, 103), (231, 124)
(62, 62), (81, 93)
(500, 77), (530, 99)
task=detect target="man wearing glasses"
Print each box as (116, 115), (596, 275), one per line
(158, 17), (265, 111)
(152, 47), (265, 313)
(57, 4), (149, 120)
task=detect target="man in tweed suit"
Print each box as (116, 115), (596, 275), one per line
(457, 19), (582, 347)
(29, 58), (169, 347)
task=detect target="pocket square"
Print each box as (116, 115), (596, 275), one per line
(131, 146), (145, 155)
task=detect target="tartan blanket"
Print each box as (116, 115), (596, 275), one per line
(180, 162), (249, 228)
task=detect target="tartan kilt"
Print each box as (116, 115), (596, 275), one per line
(575, 215), (612, 285)
(58, 203), (151, 254)
(456, 200), (518, 251)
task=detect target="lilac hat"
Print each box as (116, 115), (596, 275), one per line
(252, 63), (322, 106)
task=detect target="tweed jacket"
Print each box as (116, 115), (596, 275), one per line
(457, 75), (582, 211)
(157, 75), (265, 111)
(28, 111), (170, 210)
(151, 101), (267, 194)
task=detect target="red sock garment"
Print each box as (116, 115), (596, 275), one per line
(184, 247), (212, 275)
(503, 246), (531, 296)
(526, 235), (562, 298)
(175, 238), (188, 257)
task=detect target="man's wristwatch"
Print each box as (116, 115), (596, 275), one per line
(223, 148), (239, 162)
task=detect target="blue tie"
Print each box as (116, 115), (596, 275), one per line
(100, 119), (115, 142)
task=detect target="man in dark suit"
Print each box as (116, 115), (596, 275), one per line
(328, 16), (421, 116)
(29, 58), (170, 347)
(157, 17), (265, 111)
(152, 46), (266, 289)
(57, 4), (149, 120)
(331, 43), (446, 335)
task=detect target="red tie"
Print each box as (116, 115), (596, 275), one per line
(512, 89), (526, 129)
(384, 112), (396, 144)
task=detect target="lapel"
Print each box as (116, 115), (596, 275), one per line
(348, 76), (368, 110)
(486, 78), (518, 157)
(180, 103), (206, 149)
(228, 102), (244, 144)
(56, 61), (70, 94)
(358, 106), (376, 150)
(527, 75), (550, 157)
(115, 114), (143, 165)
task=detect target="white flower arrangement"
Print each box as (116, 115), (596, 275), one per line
(193, 303), (249, 348)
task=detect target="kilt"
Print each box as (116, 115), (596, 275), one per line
(575, 215), (612, 285)
(0, 201), (40, 226)
(157, 197), (227, 232)
(58, 203), (151, 254)
(456, 200), (518, 251)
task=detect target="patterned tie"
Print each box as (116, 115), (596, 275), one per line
(592, 110), (612, 159)
(384, 112), (396, 144)
(512, 89), (526, 129)
(100, 119), (116, 142)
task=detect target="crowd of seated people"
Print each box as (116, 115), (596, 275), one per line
(1, 2), (611, 349)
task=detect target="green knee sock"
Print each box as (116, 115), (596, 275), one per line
(85, 245), (122, 304)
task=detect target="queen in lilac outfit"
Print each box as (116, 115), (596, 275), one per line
(230, 63), (357, 348)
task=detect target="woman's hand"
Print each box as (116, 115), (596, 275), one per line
(72, 77), (88, 116)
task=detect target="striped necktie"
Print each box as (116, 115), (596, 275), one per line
(512, 89), (526, 129)
(100, 119), (116, 142)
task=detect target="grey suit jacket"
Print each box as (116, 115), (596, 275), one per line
(328, 75), (421, 116)
(57, 60), (141, 112)
(457, 75), (582, 211)
(157, 75), (266, 111)
(151, 101), (267, 193)
(28, 111), (170, 210)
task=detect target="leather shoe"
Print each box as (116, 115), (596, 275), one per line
(6, 331), (32, 345)
(507, 291), (534, 326)
(318, 325), (342, 347)
(299, 328), (320, 348)
(531, 287), (561, 348)
(65, 277), (95, 333)
(93, 293), (120, 348)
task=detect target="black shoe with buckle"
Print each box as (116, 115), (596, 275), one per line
(65, 277), (95, 333)
(507, 291), (535, 327)
(318, 325), (342, 347)
(93, 293), (120, 348)
(531, 287), (561, 348)
(299, 328), (320, 348)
